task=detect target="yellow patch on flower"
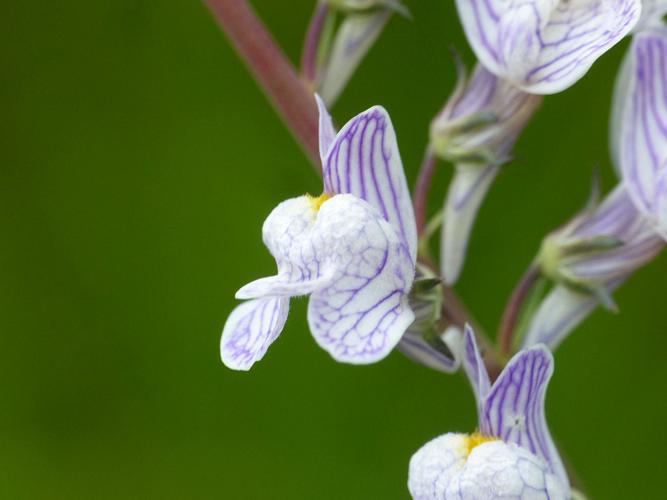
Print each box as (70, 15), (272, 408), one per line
(464, 432), (499, 457)
(306, 192), (333, 212)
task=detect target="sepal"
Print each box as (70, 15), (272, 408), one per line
(525, 186), (664, 348)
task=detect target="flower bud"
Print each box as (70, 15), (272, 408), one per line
(431, 64), (542, 166)
(537, 186), (662, 310)
(433, 63), (542, 284)
(317, 1), (407, 105)
(524, 186), (664, 349)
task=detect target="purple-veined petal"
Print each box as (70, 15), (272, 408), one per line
(316, 94), (337, 163)
(408, 433), (472, 500)
(408, 433), (569, 500)
(565, 186), (665, 283)
(319, 10), (392, 106)
(307, 194), (415, 363)
(445, 439), (568, 499)
(522, 284), (606, 349)
(220, 297), (290, 370)
(398, 326), (462, 373)
(617, 26), (667, 218)
(235, 196), (335, 300)
(441, 164), (500, 285)
(482, 346), (569, 489)
(657, 166), (667, 237)
(610, 41), (635, 174)
(461, 325), (491, 412)
(236, 274), (334, 300)
(456, 0), (641, 93)
(323, 106), (418, 263)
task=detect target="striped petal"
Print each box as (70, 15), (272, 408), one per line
(408, 433), (568, 500)
(658, 167), (667, 237)
(616, 26), (667, 223)
(398, 326), (462, 373)
(220, 297), (289, 371)
(461, 326), (491, 410)
(235, 196), (336, 300)
(307, 194), (415, 363)
(316, 94), (337, 162)
(482, 346), (569, 490)
(522, 284), (606, 350)
(323, 105), (418, 263)
(456, 0), (641, 93)
(441, 164), (500, 285)
(319, 10), (392, 106)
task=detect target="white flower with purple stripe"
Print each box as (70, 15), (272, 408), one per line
(408, 326), (570, 499)
(613, 23), (667, 239)
(454, 0), (641, 94)
(220, 96), (418, 370)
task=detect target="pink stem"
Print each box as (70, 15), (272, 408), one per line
(413, 148), (437, 235)
(498, 265), (541, 356)
(205, 0), (321, 169)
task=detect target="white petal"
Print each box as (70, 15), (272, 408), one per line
(617, 27), (667, 217)
(522, 284), (602, 349)
(316, 94), (337, 162)
(307, 194), (415, 363)
(220, 297), (289, 371)
(483, 346), (569, 490)
(398, 325), (462, 373)
(456, 0), (641, 93)
(323, 105), (418, 263)
(657, 166), (667, 237)
(441, 164), (500, 285)
(319, 11), (392, 106)
(445, 441), (568, 499)
(461, 325), (491, 411)
(409, 434), (568, 500)
(236, 274), (333, 300)
(237, 196), (335, 300)
(408, 433), (469, 499)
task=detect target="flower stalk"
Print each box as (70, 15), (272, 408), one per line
(204, 0), (321, 169)
(498, 264), (541, 356)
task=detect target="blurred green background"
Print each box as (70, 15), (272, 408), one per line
(2, 1), (665, 498)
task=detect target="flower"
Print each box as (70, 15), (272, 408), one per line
(220, 96), (418, 370)
(432, 63), (542, 284)
(524, 185), (663, 349)
(612, 22), (667, 239)
(408, 326), (570, 499)
(454, 0), (641, 94)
